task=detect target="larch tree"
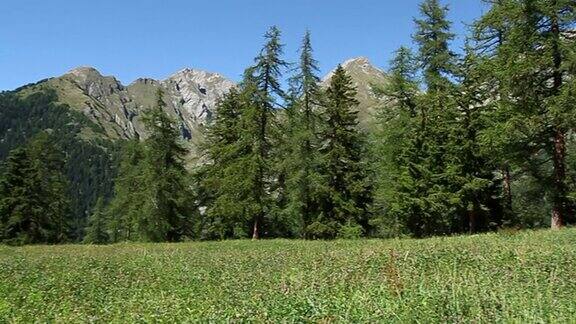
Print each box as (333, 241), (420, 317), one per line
(476, 0), (576, 228)
(283, 31), (326, 237)
(247, 26), (289, 239)
(107, 90), (194, 242)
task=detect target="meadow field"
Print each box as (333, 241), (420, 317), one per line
(1, 229), (575, 322)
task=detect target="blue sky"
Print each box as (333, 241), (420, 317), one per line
(0, 0), (487, 91)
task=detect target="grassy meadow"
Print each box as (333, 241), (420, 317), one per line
(1, 228), (575, 322)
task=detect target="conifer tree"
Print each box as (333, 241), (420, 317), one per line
(0, 148), (34, 243)
(371, 47), (421, 236)
(0, 133), (70, 244)
(83, 197), (109, 244)
(448, 46), (503, 232)
(315, 66), (372, 238)
(106, 140), (146, 242)
(247, 26), (288, 239)
(382, 0), (464, 237)
(139, 89), (193, 241)
(414, 0), (457, 92)
(107, 90), (194, 242)
(283, 31), (325, 237)
(197, 87), (251, 239)
(389, 0), (460, 236)
(476, 0), (576, 228)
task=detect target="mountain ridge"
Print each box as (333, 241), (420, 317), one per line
(15, 56), (387, 143)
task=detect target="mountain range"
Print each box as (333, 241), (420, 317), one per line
(15, 56), (388, 144)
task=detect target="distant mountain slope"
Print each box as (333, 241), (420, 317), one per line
(18, 67), (235, 141)
(0, 88), (120, 238)
(322, 57), (389, 128)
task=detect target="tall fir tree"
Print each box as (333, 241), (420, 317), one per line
(447, 46), (504, 233)
(197, 86), (252, 239)
(106, 140), (146, 242)
(371, 47), (421, 237)
(395, 0), (459, 236)
(140, 89), (193, 242)
(314, 66), (372, 238)
(414, 0), (457, 92)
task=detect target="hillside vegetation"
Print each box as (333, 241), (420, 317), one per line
(1, 228), (575, 322)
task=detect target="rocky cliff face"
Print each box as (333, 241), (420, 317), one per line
(25, 66), (235, 141)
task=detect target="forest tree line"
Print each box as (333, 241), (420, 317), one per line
(0, 0), (574, 244)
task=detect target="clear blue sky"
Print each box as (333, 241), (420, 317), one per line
(0, 0), (487, 91)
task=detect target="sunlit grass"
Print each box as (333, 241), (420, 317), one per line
(1, 228), (575, 322)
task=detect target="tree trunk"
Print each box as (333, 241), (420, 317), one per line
(252, 217), (259, 240)
(551, 128), (568, 230)
(550, 9), (569, 229)
(468, 209), (477, 234)
(502, 165), (513, 211)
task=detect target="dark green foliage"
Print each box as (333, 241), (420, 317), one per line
(195, 89), (248, 239)
(374, 0), (464, 237)
(474, 0), (576, 228)
(106, 140), (146, 242)
(413, 0), (457, 92)
(248, 26), (290, 239)
(0, 133), (71, 244)
(106, 91), (195, 242)
(0, 89), (119, 240)
(372, 1), (508, 237)
(197, 26), (289, 240)
(282, 32), (326, 238)
(83, 198), (109, 244)
(316, 66), (372, 238)
(371, 48), (421, 237)
(2, 7), (575, 244)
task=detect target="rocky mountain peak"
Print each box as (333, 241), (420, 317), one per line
(67, 66), (103, 77)
(63, 66), (124, 102)
(342, 56), (371, 68)
(162, 68), (235, 124)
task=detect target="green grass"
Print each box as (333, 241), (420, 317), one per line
(1, 229), (575, 322)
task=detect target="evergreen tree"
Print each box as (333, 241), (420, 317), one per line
(0, 132), (70, 244)
(448, 46), (503, 233)
(139, 89), (193, 242)
(197, 87), (251, 239)
(246, 26), (289, 239)
(0, 148), (33, 243)
(385, 0), (461, 237)
(83, 197), (109, 244)
(107, 90), (194, 242)
(283, 31), (326, 238)
(106, 140), (146, 242)
(315, 66), (372, 238)
(379, 0), (485, 237)
(413, 0), (457, 92)
(371, 47), (421, 237)
(0, 89), (119, 241)
(476, 0), (576, 228)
